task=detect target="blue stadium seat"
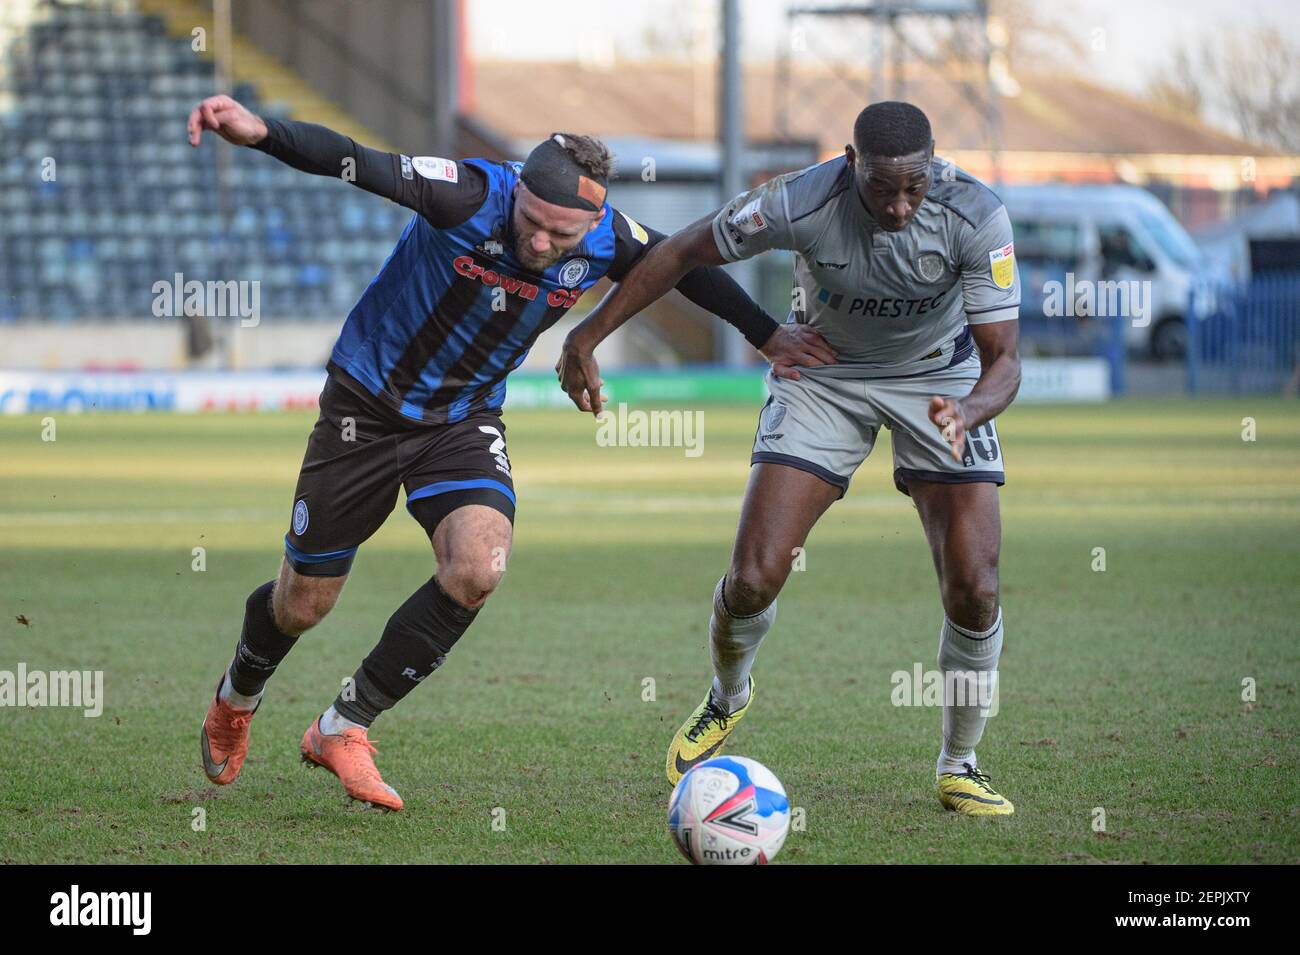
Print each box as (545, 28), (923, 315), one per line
(1, 1), (407, 322)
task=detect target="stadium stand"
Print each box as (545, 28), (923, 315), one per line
(0, 0), (409, 325)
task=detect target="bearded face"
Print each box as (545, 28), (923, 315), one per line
(511, 183), (603, 272)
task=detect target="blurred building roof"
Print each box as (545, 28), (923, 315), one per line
(473, 60), (1272, 156)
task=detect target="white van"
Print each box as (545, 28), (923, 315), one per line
(995, 184), (1210, 360)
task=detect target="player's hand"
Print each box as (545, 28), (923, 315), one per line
(187, 95), (268, 148)
(928, 396), (967, 463)
(556, 336), (608, 417)
(760, 324), (837, 381)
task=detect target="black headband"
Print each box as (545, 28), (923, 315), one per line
(521, 134), (607, 212)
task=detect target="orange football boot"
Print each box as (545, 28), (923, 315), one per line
(300, 716), (404, 811)
(200, 674), (258, 785)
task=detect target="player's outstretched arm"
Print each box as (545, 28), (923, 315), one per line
(929, 319), (1021, 463)
(186, 94), (482, 227)
(556, 218), (715, 415)
(557, 218), (836, 415)
(188, 94), (385, 185)
(658, 249), (836, 384)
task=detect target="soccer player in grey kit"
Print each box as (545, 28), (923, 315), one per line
(558, 102), (1021, 814)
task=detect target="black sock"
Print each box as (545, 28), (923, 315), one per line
(228, 581), (298, 697)
(333, 576), (478, 726)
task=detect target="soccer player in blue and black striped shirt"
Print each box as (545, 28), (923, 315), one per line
(187, 94), (835, 809)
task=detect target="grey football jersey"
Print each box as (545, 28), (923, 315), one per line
(712, 156), (1019, 377)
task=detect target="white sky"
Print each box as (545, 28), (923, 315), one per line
(467, 0), (1300, 96)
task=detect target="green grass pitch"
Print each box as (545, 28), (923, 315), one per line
(1, 397), (1297, 863)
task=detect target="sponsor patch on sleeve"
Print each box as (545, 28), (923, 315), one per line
(988, 241), (1016, 290)
(619, 210), (649, 245)
(730, 197), (769, 237)
(411, 156), (458, 183)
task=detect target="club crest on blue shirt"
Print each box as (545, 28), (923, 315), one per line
(559, 257), (590, 288)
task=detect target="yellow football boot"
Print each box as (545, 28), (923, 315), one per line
(938, 762), (1015, 816)
(666, 677), (754, 786)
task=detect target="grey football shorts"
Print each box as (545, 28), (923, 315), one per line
(750, 351), (1005, 498)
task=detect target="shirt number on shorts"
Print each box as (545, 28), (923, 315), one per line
(479, 425), (511, 477)
(967, 422), (999, 463)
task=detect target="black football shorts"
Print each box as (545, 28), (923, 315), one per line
(283, 375), (516, 577)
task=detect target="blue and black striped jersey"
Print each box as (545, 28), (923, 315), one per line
(333, 158), (625, 423)
(252, 119), (778, 425)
